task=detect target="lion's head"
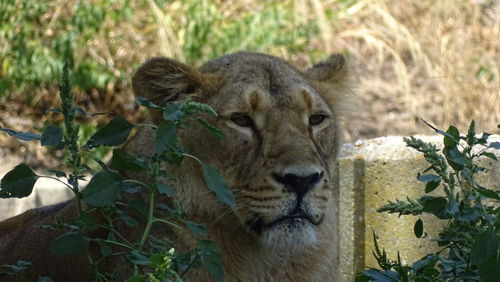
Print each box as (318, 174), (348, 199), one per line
(132, 52), (349, 251)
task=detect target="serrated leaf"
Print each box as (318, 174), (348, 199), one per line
(49, 231), (89, 256)
(470, 230), (498, 265)
(185, 220), (208, 236)
(198, 240), (224, 282)
(202, 164), (235, 208)
(414, 218), (423, 238)
(110, 149), (147, 171)
(0, 127), (41, 141)
(82, 171), (122, 207)
(86, 117), (134, 148)
(155, 121), (177, 154)
(193, 118), (226, 139)
(157, 182), (174, 197)
(0, 164), (39, 198)
(41, 126), (63, 147)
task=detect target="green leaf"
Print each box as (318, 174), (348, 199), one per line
(41, 126), (63, 147)
(0, 164), (39, 198)
(136, 96), (162, 109)
(193, 118), (226, 139)
(49, 231), (89, 256)
(120, 214), (139, 228)
(38, 277), (55, 282)
(163, 103), (183, 121)
(412, 254), (436, 272)
(202, 164), (236, 208)
(425, 181), (440, 193)
(417, 174), (440, 183)
(98, 241), (112, 257)
(443, 126), (460, 147)
(477, 188), (500, 200)
(470, 230), (498, 265)
(480, 152), (497, 161)
(110, 149), (148, 171)
(86, 117), (134, 148)
(157, 182), (174, 197)
(128, 250), (150, 265)
(185, 220), (208, 236)
(419, 196), (447, 213)
(466, 120), (476, 145)
(0, 127), (41, 141)
(414, 218), (423, 238)
(443, 146), (465, 171)
(155, 121), (177, 154)
(198, 240), (224, 282)
(82, 171), (123, 207)
(359, 269), (400, 281)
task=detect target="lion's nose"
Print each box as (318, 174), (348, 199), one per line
(272, 171), (324, 199)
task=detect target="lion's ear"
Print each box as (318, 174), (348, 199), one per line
(132, 57), (219, 106)
(304, 54), (351, 115)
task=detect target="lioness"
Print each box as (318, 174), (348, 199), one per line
(0, 52), (349, 281)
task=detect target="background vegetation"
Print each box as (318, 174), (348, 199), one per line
(1, 0), (498, 144)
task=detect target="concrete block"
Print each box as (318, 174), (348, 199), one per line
(336, 135), (499, 281)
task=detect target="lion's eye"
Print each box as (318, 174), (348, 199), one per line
(309, 114), (327, 126)
(231, 112), (254, 127)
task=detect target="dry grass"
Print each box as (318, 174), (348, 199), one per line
(1, 0), (498, 142)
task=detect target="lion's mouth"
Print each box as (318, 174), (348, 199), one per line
(248, 210), (324, 233)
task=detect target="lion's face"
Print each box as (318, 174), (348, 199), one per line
(132, 52), (349, 249)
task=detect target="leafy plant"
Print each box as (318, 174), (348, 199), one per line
(0, 61), (233, 281)
(357, 120), (499, 282)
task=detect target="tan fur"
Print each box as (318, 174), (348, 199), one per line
(0, 52), (349, 281)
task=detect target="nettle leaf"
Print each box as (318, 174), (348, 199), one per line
(417, 174), (441, 193)
(193, 118), (226, 139)
(155, 121), (177, 154)
(181, 101), (217, 116)
(185, 220), (208, 236)
(110, 149), (148, 171)
(49, 231), (89, 256)
(0, 164), (39, 198)
(412, 254), (437, 272)
(202, 164), (236, 208)
(198, 240), (224, 282)
(359, 269), (400, 281)
(48, 169), (66, 178)
(414, 218), (424, 238)
(0, 127), (41, 141)
(82, 171), (123, 207)
(86, 117), (134, 148)
(41, 126), (63, 147)
(470, 230), (498, 265)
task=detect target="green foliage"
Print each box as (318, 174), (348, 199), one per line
(0, 61), (233, 281)
(358, 120), (499, 281)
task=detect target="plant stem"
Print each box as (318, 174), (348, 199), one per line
(139, 188), (156, 250)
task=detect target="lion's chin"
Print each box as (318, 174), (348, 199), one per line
(258, 220), (318, 251)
